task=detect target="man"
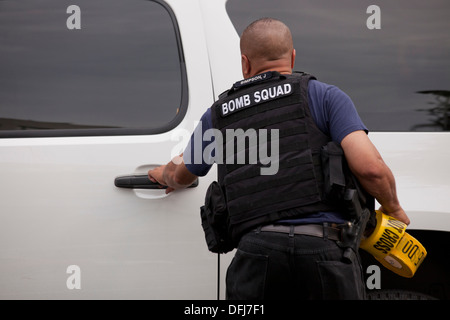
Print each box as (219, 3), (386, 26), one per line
(148, 18), (409, 299)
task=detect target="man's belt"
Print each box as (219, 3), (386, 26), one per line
(259, 224), (341, 241)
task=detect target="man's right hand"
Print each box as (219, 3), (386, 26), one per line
(379, 205), (410, 225)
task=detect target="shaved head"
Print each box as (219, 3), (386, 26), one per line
(240, 18), (294, 61)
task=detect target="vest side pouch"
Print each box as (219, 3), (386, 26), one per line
(321, 141), (346, 204)
(321, 141), (376, 213)
(200, 181), (234, 254)
(321, 141), (376, 250)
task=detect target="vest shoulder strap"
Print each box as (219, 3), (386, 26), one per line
(218, 70), (315, 99)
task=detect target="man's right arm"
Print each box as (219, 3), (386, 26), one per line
(341, 130), (410, 225)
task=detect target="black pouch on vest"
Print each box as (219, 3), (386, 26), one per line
(321, 140), (375, 216)
(321, 141), (347, 204)
(321, 141), (376, 250)
(200, 181), (234, 254)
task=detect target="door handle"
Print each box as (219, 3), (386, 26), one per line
(114, 174), (198, 189)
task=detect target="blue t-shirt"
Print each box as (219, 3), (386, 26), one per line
(183, 79), (368, 224)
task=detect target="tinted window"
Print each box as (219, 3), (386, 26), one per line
(0, 0), (187, 137)
(227, 0), (450, 131)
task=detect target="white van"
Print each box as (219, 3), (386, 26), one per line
(0, 0), (449, 300)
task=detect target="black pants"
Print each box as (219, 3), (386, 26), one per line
(226, 227), (366, 300)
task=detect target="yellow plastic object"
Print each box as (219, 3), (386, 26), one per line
(360, 210), (427, 278)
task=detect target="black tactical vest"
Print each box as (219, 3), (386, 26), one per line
(210, 71), (338, 241)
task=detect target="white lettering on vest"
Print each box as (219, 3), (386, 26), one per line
(254, 83), (292, 103)
(221, 82), (293, 117)
(222, 94), (251, 115)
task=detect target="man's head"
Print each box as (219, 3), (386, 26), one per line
(240, 18), (296, 78)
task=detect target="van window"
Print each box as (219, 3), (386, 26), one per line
(226, 0), (450, 132)
(0, 0), (187, 137)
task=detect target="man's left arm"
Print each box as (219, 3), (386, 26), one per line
(148, 154), (198, 194)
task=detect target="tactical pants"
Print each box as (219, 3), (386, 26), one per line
(226, 227), (366, 300)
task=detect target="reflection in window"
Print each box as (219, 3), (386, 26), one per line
(226, 0), (450, 132)
(414, 91), (450, 131)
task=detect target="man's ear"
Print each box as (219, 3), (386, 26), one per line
(241, 54), (251, 78)
(291, 49), (296, 70)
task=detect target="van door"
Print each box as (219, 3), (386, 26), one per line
(0, 0), (217, 299)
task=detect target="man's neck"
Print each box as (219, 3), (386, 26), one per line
(246, 61), (293, 78)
